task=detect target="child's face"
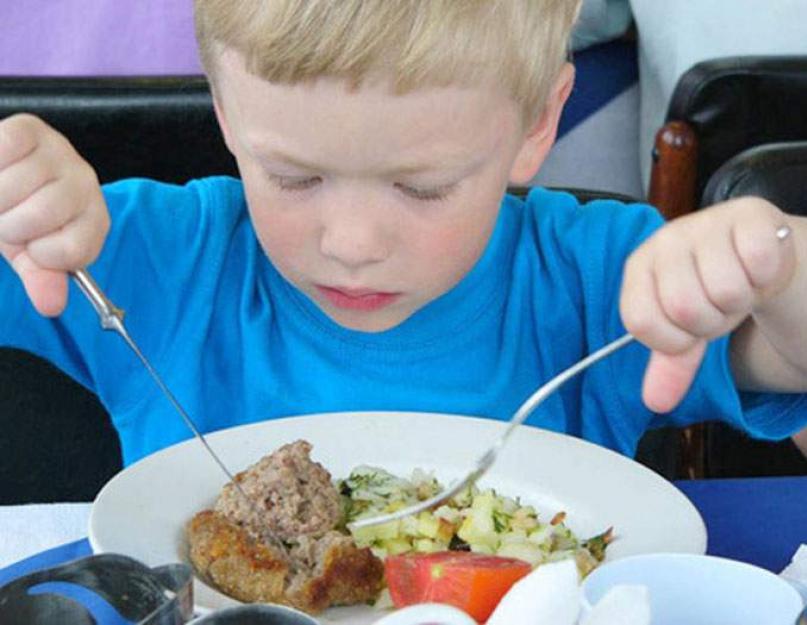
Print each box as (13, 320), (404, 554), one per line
(213, 50), (560, 332)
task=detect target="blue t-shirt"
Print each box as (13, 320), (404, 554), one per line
(1, 177), (804, 465)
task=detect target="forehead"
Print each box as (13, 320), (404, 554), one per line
(213, 49), (523, 173)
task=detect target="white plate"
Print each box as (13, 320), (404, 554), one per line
(89, 412), (706, 624)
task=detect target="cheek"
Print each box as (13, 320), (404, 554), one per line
(418, 210), (498, 281)
(423, 173), (508, 277)
(256, 219), (302, 265)
(242, 185), (312, 273)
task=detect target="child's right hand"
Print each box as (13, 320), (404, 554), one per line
(0, 114), (109, 316)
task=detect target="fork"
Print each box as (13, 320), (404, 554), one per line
(350, 223), (794, 530)
(348, 332), (635, 529)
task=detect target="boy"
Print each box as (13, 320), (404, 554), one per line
(0, 0), (805, 468)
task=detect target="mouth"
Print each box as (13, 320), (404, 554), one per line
(315, 285), (401, 312)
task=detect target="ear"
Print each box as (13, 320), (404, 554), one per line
(509, 62), (575, 184)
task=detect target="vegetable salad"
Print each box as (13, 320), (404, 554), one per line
(338, 465), (612, 576)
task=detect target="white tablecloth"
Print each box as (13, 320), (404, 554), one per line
(0, 503), (91, 569)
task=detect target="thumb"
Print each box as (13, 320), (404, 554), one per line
(642, 339), (707, 413)
(0, 242), (68, 317)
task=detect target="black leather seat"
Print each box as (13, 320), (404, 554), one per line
(699, 141), (807, 477)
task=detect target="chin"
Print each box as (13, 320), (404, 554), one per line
(329, 310), (409, 333)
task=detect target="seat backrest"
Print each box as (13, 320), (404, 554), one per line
(702, 140), (807, 214)
(0, 75), (236, 184)
(649, 55), (807, 220)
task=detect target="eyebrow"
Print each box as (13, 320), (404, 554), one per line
(257, 148), (481, 178)
(258, 150), (322, 172)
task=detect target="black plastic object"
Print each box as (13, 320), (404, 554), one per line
(0, 553), (193, 625)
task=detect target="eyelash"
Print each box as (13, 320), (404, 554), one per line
(267, 174), (455, 202)
(395, 183), (454, 202)
(268, 174), (322, 192)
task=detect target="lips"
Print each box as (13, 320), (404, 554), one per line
(316, 285), (400, 312)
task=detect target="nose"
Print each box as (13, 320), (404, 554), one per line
(319, 198), (391, 269)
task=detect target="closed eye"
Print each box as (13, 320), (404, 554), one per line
(395, 182), (455, 202)
(267, 174), (322, 192)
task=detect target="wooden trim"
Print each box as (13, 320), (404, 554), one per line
(648, 121), (699, 220)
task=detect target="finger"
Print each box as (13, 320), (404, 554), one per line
(0, 243), (68, 316)
(0, 114), (43, 170)
(732, 209), (795, 292)
(0, 144), (56, 215)
(693, 231), (755, 317)
(654, 244), (728, 339)
(620, 248), (699, 354)
(642, 340), (707, 413)
(26, 202), (108, 270)
(0, 179), (76, 245)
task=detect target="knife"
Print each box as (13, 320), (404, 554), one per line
(70, 268), (289, 557)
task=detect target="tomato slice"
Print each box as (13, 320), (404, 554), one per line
(384, 551), (422, 607)
(385, 552), (531, 622)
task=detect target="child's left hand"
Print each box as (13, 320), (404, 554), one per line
(619, 197), (797, 413)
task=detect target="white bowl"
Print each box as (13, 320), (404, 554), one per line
(581, 553), (804, 625)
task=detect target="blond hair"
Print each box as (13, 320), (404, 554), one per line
(194, 0), (581, 121)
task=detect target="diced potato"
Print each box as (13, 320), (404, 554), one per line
(511, 507), (539, 531)
(435, 518), (457, 543)
(469, 542), (495, 555)
(499, 529), (528, 544)
(457, 494), (498, 550)
(496, 541), (545, 566)
(527, 524), (553, 547)
(417, 512), (440, 538)
(400, 514), (419, 536)
(433, 505), (462, 524)
(352, 519), (400, 545)
(384, 537), (413, 556)
(414, 538), (439, 553)
(500, 496), (519, 515)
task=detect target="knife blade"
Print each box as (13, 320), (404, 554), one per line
(70, 269), (290, 558)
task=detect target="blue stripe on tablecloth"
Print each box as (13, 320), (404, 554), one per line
(0, 537), (91, 586)
(558, 39), (638, 139)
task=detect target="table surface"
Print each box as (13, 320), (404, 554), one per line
(675, 476), (806, 572)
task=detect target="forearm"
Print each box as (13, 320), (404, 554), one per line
(731, 216), (807, 392)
